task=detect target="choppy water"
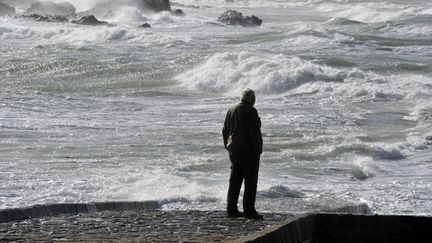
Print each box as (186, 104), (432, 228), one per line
(1, 0), (431, 215)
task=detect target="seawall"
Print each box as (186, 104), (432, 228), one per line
(0, 201), (161, 223)
(242, 212), (432, 243)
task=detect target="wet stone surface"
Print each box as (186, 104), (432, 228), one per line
(0, 210), (293, 242)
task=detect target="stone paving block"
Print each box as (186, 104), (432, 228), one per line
(62, 204), (78, 215)
(16, 208), (32, 221)
(74, 203), (88, 214)
(113, 202), (123, 211)
(3, 209), (19, 222)
(45, 204), (67, 216)
(287, 222), (299, 243)
(143, 201), (161, 210)
(40, 205), (54, 216)
(337, 214), (357, 230)
(383, 216), (412, 237)
(411, 216), (432, 233)
(132, 201), (142, 211)
(333, 230), (352, 243)
(30, 205), (44, 218)
(351, 232), (386, 243)
(114, 201), (130, 211)
(125, 201), (138, 210)
(317, 213), (337, 232)
(368, 215), (383, 233)
(302, 214), (317, 237)
(95, 202), (116, 212)
(134, 201), (146, 210)
(357, 215), (370, 231)
(19, 207), (33, 219)
(317, 231), (333, 243)
(277, 225), (291, 243)
(0, 210), (8, 223)
(86, 203), (97, 213)
(296, 216), (311, 241)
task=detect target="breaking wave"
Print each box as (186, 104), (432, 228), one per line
(176, 52), (354, 94)
(285, 143), (406, 162)
(176, 51), (432, 105)
(0, 21), (189, 46)
(258, 185), (305, 199)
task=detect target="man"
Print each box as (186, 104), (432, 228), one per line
(222, 88), (263, 220)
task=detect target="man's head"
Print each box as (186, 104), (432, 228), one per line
(241, 88), (256, 106)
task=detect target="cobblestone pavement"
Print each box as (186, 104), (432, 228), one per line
(0, 210), (293, 242)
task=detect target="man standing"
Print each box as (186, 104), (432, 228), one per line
(222, 88), (263, 219)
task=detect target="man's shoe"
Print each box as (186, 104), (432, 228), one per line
(228, 212), (245, 218)
(245, 213), (264, 220)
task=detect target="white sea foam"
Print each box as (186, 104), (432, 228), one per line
(172, 0), (319, 8)
(176, 52), (350, 94)
(176, 51), (432, 103)
(408, 101), (432, 121)
(0, 18), (192, 46)
(257, 185), (305, 199)
(316, 1), (425, 23)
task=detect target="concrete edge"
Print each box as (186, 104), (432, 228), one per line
(235, 204), (373, 243)
(235, 213), (317, 243)
(0, 201), (161, 223)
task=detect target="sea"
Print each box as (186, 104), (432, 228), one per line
(0, 0), (431, 216)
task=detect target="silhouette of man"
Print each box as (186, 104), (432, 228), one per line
(222, 88), (263, 219)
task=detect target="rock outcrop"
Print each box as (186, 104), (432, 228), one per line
(218, 10), (262, 27)
(173, 9), (185, 16)
(0, 2), (15, 17)
(25, 1), (76, 17)
(140, 23), (151, 28)
(72, 15), (110, 26)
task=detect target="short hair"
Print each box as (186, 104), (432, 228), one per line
(241, 88), (255, 104)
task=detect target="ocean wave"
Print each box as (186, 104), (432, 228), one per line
(286, 143), (406, 162)
(173, 0), (431, 9)
(175, 51), (432, 101)
(257, 185), (305, 199)
(25, 1), (76, 16)
(3, 0), (172, 14)
(0, 19), (190, 46)
(408, 102), (432, 121)
(333, 144), (406, 161)
(317, 2), (420, 23)
(325, 17), (365, 26)
(349, 155), (379, 180)
(171, 0), (324, 8)
(175, 52), (359, 94)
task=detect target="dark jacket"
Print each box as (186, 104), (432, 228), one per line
(222, 101), (263, 156)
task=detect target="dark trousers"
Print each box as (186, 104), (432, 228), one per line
(227, 153), (260, 215)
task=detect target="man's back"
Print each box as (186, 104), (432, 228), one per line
(223, 101), (262, 156)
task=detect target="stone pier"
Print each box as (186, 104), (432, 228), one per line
(1, 202), (431, 242)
